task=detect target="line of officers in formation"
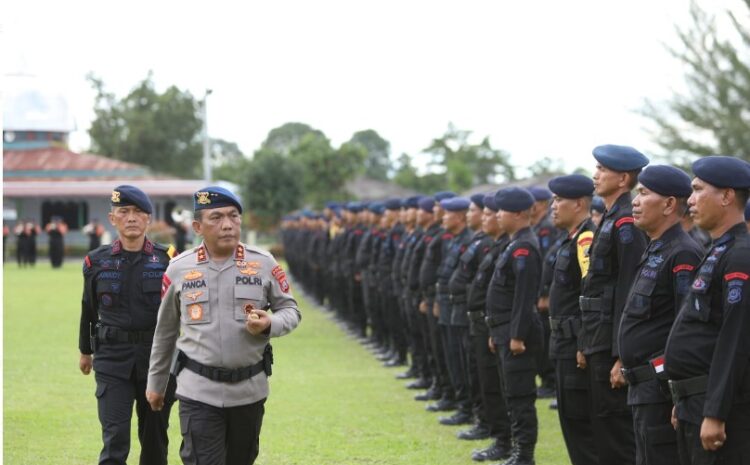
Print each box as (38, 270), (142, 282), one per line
(282, 145), (750, 465)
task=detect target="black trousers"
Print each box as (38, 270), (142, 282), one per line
(633, 402), (679, 465)
(444, 324), (470, 413)
(554, 358), (598, 465)
(95, 371), (176, 465)
(676, 401), (750, 465)
(587, 351), (635, 465)
(535, 310), (555, 388)
(179, 397), (266, 465)
(471, 321), (511, 441)
(427, 307), (452, 398)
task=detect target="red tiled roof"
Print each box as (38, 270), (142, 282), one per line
(3, 147), (153, 180)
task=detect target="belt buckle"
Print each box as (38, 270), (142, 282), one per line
(215, 368), (233, 382)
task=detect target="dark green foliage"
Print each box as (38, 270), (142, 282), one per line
(349, 129), (392, 181)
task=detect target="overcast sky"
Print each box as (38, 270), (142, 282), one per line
(3, 1), (741, 177)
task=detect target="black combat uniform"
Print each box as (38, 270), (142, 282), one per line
(79, 238), (176, 465)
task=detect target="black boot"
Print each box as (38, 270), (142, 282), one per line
(457, 423), (491, 440)
(471, 440), (512, 462)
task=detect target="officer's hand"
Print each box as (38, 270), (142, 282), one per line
(246, 309), (272, 336)
(79, 354), (93, 375)
(432, 302), (439, 318)
(576, 351), (587, 369)
(537, 296), (549, 312)
(488, 337), (496, 354)
(355, 273), (362, 282)
(509, 338), (526, 355)
(671, 405), (678, 431)
(146, 390), (165, 411)
(610, 358), (626, 389)
(418, 301), (428, 314)
(700, 417), (726, 451)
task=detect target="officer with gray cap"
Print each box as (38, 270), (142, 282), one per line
(146, 186), (300, 465)
(618, 166), (703, 465)
(665, 156), (750, 464)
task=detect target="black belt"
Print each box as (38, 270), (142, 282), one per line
(97, 325), (154, 344)
(177, 347), (272, 383)
(621, 364), (661, 385)
(467, 310), (485, 322)
(579, 296), (603, 311)
(485, 313), (511, 327)
(549, 317), (581, 339)
(668, 375), (708, 402)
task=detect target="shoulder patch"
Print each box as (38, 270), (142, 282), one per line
(272, 265), (290, 293)
(577, 231), (594, 247)
(618, 224), (634, 244)
(724, 272), (749, 281)
(512, 248), (530, 258)
(161, 274), (172, 299)
(615, 216), (635, 228)
(166, 245), (177, 259)
(673, 264), (695, 273)
(84, 255), (92, 269)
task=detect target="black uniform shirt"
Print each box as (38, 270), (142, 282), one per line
(450, 231), (493, 314)
(420, 227), (453, 300)
(467, 235), (510, 314)
(665, 222), (750, 422)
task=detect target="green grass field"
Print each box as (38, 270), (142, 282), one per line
(4, 263), (571, 465)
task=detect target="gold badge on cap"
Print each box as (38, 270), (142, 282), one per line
(196, 192), (211, 205)
(111, 191), (121, 203)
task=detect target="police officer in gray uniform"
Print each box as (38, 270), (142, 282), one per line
(146, 187), (300, 465)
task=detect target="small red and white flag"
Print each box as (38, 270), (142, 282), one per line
(650, 356), (665, 374)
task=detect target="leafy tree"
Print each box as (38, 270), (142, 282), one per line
(643, 0), (750, 163)
(87, 72), (204, 178)
(244, 149), (304, 230)
(261, 122), (325, 155)
(393, 153), (421, 190)
(527, 156), (565, 178)
(211, 138), (250, 185)
(349, 129), (392, 181)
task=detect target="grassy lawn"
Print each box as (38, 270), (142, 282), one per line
(4, 263), (570, 465)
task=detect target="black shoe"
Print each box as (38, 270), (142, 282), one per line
(502, 447), (534, 465)
(406, 378), (431, 390)
(396, 367), (418, 380)
(457, 424), (491, 440)
(426, 398), (457, 412)
(471, 443), (512, 462)
(414, 386), (441, 401)
(376, 349), (394, 361)
(439, 410), (473, 426)
(383, 357), (407, 368)
(536, 386), (556, 399)
(548, 398), (558, 410)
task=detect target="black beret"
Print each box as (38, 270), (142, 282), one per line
(495, 187), (534, 212)
(404, 196), (423, 209)
(385, 198), (403, 210)
(528, 186), (552, 201)
(440, 197), (471, 212)
(692, 155), (750, 189)
(470, 193), (485, 209)
(638, 165), (692, 198)
(111, 185), (153, 214)
(370, 202), (386, 215)
(194, 186), (243, 213)
(548, 174), (595, 199)
(346, 201), (364, 213)
(325, 201), (340, 209)
(593, 144), (649, 172)
(591, 196), (605, 213)
(434, 191), (457, 201)
(483, 192), (499, 212)
(418, 196), (436, 212)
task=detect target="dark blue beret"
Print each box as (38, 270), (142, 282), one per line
(745, 201), (750, 221)
(404, 195), (423, 209)
(483, 192), (499, 212)
(418, 196), (436, 213)
(369, 202), (386, 215)
(638, 165), (692, 198)
(194, 186), (243, 213)
(495, 187), (534, 212)
(385, 198), (403, 210)
(470, 193), (485, 209)
(528, 186), (552, 201)
(325, 201), (340, 210)
(434, 191), (457, 201)
(346, 201), (364, 213)
(440, 197), (471, 212)
(111, 184), (153, 214)
(692, 155), (750, 189)
(591, 196), (605, 213)
(548, 174), (594, 199)
(593, 144), (649, 172)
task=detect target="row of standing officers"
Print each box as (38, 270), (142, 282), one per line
(283, 145), (750, 465)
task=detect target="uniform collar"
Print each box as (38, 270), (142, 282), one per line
(110, 237), (153, 256)
(569, 217), (594, 240)
(603, 192), (632, 219)
(712, 222), (748, 247)
(647, 222), (683, 253)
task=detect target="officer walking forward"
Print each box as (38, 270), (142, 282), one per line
(146, 187), (300, 465)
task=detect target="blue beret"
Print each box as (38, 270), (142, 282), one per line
(494, 187), (534, 212)
(418, 196), (436, 212)
(692, 155), (750, 189)
(440, 197), (471, 212)
(111, 185), (153, 214)
(325, 201), (340, 210)
(470, 193), (485, 209)
(638, 165), (692, 198)
(483, 192), (499, 212)
(194, 186), (242, 213)
(745, 201), (750, 221)
(548, 174), (595, 199)
(593, 144), (649, 172)
(434, 191), (457, 201)
(591, 196), (605, 213)
(404, 195), (422, 209)
(346, 201), (364, 213)
(385, 198), (403, 210)
(370, 202), (386, 215)
(528, 186), (552, 201)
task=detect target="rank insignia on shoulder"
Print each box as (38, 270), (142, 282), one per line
(184, 270), (203, 281)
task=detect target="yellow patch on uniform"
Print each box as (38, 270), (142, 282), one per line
(111, 191), (121, 203)
(184, 270), (203, 281)
(577, 230), (594, 277)
(166, 245), (177, 259)
(185, 291), (204, 302)
(196, 192), (211, 205)
(188, 304), (203, 321)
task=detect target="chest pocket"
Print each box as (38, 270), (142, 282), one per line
(492, 253), (511, 286)
(627, 277), (657, 319)
(234, 285), (267, 321)
(96, 280), (121, 309)
(591, 221), (614, 274)
(460, 244), (478, 267)
(554, 250), (572, 285)
(181, 288), (210, 325)
(142, 277), (162, 307)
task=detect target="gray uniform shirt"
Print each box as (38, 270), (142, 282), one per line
(147, 242), (300, 408)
